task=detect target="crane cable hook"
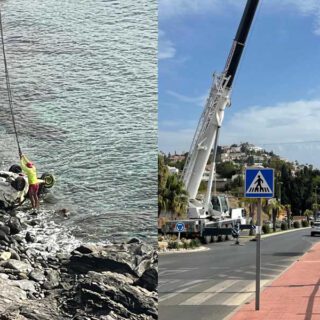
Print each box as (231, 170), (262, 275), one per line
(0, 8), (22, 158)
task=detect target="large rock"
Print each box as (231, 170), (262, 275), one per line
(43, 269), (60, 289)
(69, 243), (157, 278)
(69, 271), (157, 319)
(0, 229), (10, 242)
(9, 279), (36, 293)
(0, 277), (27, 313)
(8, 217), (22, 235)
(134, 267), (157, 292)
(29, 269), (46, 282)
(0, 223), (10, 235)
(2, 259), (33, 273)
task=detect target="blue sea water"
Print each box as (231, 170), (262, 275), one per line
(0, 0), (157, 243)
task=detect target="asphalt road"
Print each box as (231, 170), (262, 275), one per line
(159, 229), (320, 320)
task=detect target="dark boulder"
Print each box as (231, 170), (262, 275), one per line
(134, 267), (158, 292)
(8, 217), (22, 235)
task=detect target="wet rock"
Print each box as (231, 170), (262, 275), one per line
(0, 223), (10, 235)
(25, 232), (36, 243)
(0, 230), (10, 242)
(57, 208), (70, 218)
(8, 217), (22, 235)
(0, 277), (27, 313)
(43, 269), (60, 289)
(3, 259), (33, 273)
(9, 248), (21, 260)
(29, 269), (46, 282)
(0, 251), (11, 261)
(134, 267), (157, 292)
(71, 271), (157, 319)
(10, 279), (36, 293)
(127, 237), (142, 244)
(18, 273), (29, 280)
(69, 242), (156, 277)
(75, 244), (96, 254)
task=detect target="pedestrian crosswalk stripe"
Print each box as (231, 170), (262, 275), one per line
(159, 280), (204, 302)
(246, 170), (272, 193)
(222, 280), (268, 306)
(179, 280), (237, 305)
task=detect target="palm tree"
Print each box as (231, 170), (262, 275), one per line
(304, 209), (313, 224)
(240, 197), (257, 235)
(158, 155), (189, 218)
(266, 199), (283, 232)
(164, 174), (189, 219)
(158, 155), (169, 216)
(284, 204), (291, 229)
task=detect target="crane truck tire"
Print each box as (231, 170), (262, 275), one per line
(201, 235), (212, 245)
(9, 165), (22, 174)
(11, 176), (26, 191)
(41, 173), (55, 189)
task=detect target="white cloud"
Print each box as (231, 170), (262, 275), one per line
(159, 0), (320, 36)
(159, 99), (320, 167)
(158, 30), (176, 60)
(159, 0), (241, 18)
(166, 90), (207, 107)
(222, 100), (320, 145)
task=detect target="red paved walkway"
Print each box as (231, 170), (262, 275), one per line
(230, 241), (320, 320)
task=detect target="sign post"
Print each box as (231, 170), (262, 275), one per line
(245, 168), (274, 311)
(256, 197), (261, 310)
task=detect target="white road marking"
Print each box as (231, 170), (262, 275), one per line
(179, 280), (238, 305)
(159, 280), (205, 302)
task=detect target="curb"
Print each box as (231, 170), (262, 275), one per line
(249, 227), (311, 240)
(158, 246), (210, 255)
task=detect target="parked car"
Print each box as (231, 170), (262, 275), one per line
(310, 222), (320, 237)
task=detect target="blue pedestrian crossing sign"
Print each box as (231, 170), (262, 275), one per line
(245, 168), (274, 198)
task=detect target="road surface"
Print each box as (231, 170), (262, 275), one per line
(159, 229), (320, 320)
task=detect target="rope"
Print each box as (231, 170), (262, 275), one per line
(0, 9), (22, 157)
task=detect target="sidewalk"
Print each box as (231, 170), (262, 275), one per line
(230, 241), (320, 320)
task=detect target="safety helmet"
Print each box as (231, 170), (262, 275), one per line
(26, 162), (33, 168)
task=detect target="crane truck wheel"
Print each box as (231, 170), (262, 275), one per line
(201, 235), (212, 245)
(11, 177), (26, 191)
(9, 165), (22, 174)
(41, 173), (55, 188)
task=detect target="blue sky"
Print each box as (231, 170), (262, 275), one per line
(158, 0), (320, 168)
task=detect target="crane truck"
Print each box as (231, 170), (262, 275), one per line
(161, 0), (259, 243)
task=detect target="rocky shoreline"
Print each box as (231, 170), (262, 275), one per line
(0, 211), (158, 319)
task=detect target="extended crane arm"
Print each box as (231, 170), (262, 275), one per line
(182, 0), (259, 203)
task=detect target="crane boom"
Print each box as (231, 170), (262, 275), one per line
(182, 0), (259, 202)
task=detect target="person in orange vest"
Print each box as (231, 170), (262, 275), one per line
(20, 154), (39, 209)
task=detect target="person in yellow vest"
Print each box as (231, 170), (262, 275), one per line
(20, 154), (39, 209)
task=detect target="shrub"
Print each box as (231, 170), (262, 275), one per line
(167, 241), (179, 250)
(281, 222), (288, 230)
(301, 220), (309, 227)
(262, 224), (271, 234)
(293, 221), (301, 228)
(183, 242), (189, 249)
(190, 239), (201, 248)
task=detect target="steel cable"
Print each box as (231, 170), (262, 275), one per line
(0, 9), (22, 157)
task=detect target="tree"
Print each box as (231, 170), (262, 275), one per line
(284, 204), (292, 229)
(158, 155), (169, 216)
(216, 161), (238, 179)
(304, 209), (313, 223)
(158, 155), (189, 218)
(266, 199), (283, 232)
